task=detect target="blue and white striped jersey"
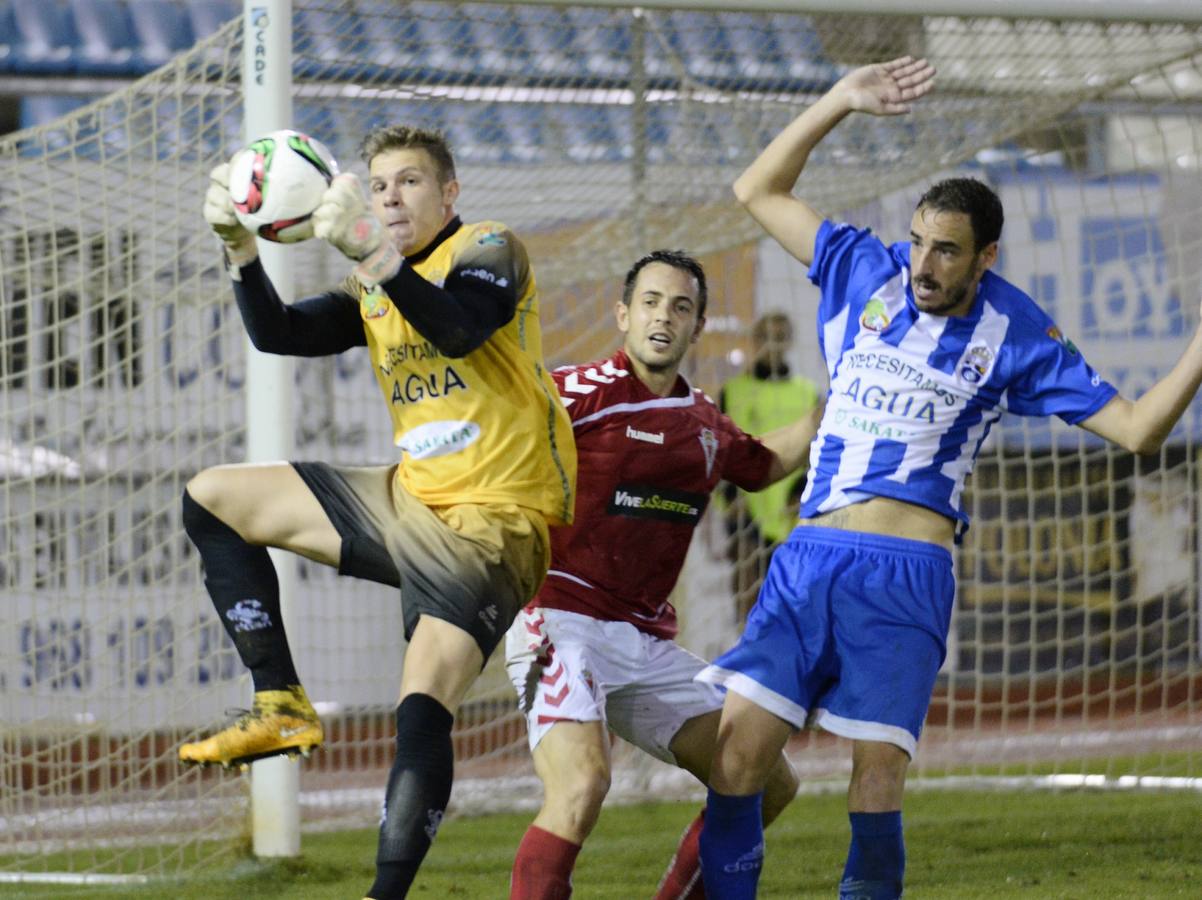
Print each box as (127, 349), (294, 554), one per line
(800, 220), (1117, 533)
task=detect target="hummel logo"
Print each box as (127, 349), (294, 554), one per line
(279, 725), (309, 739)
(626, 425), (664, 444)
(478, 604), (499, 632)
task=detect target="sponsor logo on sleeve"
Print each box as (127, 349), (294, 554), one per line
(1046, 325), (1079, 355)
(397, 420), (481, 459)
(461, 267), (509, 289)
(607, 483), (708, 524)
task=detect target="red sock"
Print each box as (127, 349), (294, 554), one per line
(654, 810), (706, 900)
(510, 825), (581, 900)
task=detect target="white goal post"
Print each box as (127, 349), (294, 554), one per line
(0, 0), (1200, 883)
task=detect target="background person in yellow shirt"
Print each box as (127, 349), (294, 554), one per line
(721, 312), (822, 623)
(179, 124), (575, 900)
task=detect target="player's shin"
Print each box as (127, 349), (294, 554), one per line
(181, 489), (299, 690)
(368, 693), (455, 900)
(699, 790), (764, 900)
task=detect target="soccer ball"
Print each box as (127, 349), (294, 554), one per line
(229, 130), (339, 243)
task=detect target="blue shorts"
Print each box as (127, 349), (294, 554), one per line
(697, 526), (954, 757)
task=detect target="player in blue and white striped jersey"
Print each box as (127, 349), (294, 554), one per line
(695, 57), (1202, 900)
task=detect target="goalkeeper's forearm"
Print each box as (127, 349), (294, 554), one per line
(233, 260), (365, 356)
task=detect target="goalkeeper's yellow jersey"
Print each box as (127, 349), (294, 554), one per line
(355, 219), (576, 526)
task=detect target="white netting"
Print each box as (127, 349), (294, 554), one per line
(1, 0), (1200, 881)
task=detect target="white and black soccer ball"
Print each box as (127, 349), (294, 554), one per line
(229, 129), (339, 243)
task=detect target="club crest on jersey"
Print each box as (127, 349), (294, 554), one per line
(1046, 325), (1079, 355)
(361, 288), (390, 319)
(860, 298), (890, 333)
(958, 344), (995, 385)
(698, 427), (719, 478)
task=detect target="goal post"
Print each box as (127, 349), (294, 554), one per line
(0, 0), (1200, 884)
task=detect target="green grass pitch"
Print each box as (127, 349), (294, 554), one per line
(9, 788), (1201, 898)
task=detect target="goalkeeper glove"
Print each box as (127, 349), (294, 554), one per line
(203, 161), (259, 272)
(312, 173), (402, 286)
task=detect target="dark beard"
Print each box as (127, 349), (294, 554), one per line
(915, 280), (971, 315)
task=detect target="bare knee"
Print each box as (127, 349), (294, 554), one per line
(185, 466), (252, 535)
(533, 728), (612, 843)
(848, 742), (909, 812)
(545, 763), (610, 827)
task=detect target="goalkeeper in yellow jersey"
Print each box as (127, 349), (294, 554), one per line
(180, 124), (576, 899)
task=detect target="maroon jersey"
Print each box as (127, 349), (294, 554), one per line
(532, 349), (774, 639)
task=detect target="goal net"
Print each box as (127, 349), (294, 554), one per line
(2, 0), (1200, 881)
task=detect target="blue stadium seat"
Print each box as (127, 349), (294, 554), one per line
(499, 104), (550, 165)
(11, 0), (79, 73)
(127, 0), (195, 69)
(766, 13), (841, 90)
(461, 3), (532, 81)
(565, 8), (630, 84)
(185, 0), (236, 41)
(512, 7), (578, 83)
(0, 2), (19, 72)
(294, 4), (371, 80)
(71, 0), (144, 74)
(662, 11), (737, 87)
(18, 93), (89, 130)
(442, 104), (514, 165)
(410, 1), (481, 82)
(349, 1), (426, 82)
(553, 104), (626, 164)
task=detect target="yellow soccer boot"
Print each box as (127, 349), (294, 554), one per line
(179, 685), (323, 768)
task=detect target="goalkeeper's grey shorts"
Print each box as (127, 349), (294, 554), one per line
(292, 461), (549, 661)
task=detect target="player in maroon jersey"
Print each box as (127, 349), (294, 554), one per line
(506, 250), (821, 900)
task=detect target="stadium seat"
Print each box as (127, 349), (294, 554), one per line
(553, 104), (626, 164)
(410, 1), (481, 82)
(499, 103), (550, 165)
(442, 103), (514, 165)
(11, 0), (80, 73)
(18, 93), (89, 130)
(349, 1), (425, 82)
(70, 0), (144, 74)
(185, 0), (236, 41)
(512, 6), (578, 83)
(766, 13), (842, 91)
(461, 3), (532, 82)
(662, 11), (738, 87)
(127, 0), (195, 69)
(0, 2), (19, 72)
(565, 8), (631, 84)
(293, 4), (370, 80)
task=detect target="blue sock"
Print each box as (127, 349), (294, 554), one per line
(699, 789), (763, 900)
(839, 810), (905, 899)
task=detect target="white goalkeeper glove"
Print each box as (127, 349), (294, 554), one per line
(203, 161), (259, 271)
(312, 173), (402, 286)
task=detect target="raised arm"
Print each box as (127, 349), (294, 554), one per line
(756, 399), (825, 487)
(733, 56), (935, 267)
(1080, 320), (1202, 454)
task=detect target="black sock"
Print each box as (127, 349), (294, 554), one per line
(181, 489), (299, 692)
(368, 694), (455, 899)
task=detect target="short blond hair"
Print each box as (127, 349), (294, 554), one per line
(359, 125), (456, 184)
